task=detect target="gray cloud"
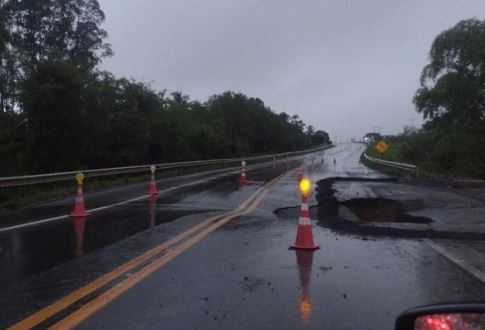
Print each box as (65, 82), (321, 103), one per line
(99, 0), (485, 140)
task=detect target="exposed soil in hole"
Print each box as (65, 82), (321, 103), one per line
(342, 198), (431, 224)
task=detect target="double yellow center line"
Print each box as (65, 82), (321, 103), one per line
(9, 172), (286, 330)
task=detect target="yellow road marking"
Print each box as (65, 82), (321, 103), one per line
(9, 173), (285, 330)
(7, 215), (224, 330)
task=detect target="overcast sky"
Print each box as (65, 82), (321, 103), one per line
(98, 0), (485, 141)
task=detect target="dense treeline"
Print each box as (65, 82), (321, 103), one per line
(0, 1), (329, 175)
(386, 19), (485, 178)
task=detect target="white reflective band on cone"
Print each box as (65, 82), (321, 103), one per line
(299, 217), (311, 225)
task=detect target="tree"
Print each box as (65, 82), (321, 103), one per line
(412, 18), (485, 177)
(312, 130), (330, 145)
(306, 125), (315, 136)
(21, 60), (92, 172)
(11, 0), (111, 70)
(414, 19), (485, 129)
(0, 1), (20, 112)
(279, 112), (289, 122)
(0, 0), (326, 175)
(169, 91), (190, 109)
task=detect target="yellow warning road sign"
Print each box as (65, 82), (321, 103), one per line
(375, 140), (389, 154)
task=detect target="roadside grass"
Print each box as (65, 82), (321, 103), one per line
(366, 139), (407, 163)
(362, 139), (412, 177)
(363, 139), (463, 179)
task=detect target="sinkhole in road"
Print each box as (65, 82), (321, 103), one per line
(274, 176), (432, 225)
(341, 197), (431, 224)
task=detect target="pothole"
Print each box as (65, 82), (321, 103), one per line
(342, 198), (431, 224)
(273, 175), (437, 241)
(274, 177), (431, 224)
(274, 176), (485, 240)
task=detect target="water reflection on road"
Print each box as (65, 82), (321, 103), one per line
(295, 250), (315, 327)
(72, 216), (86, 257)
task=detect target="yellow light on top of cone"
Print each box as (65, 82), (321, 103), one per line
(75, 172), (85, 186)
(299, 178), (311, 196)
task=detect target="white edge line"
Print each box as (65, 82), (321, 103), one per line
(423, 239), (485, 284)
(0, 161), (298, 233)
(0, 175), (228, 233)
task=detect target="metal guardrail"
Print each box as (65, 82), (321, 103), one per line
(0, 145), (331, 188)
(363, 152), (417, 173)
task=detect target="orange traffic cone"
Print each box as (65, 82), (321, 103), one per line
(72, 216), (86, 256)
(240, 167), (248, 186)
(148, 165), (158, 195)
(291, 193), (319, 250)
(71, 173), (88, 217)
(296, 164), (304, 182)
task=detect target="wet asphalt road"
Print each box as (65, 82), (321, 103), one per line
(0, 159), (289, 288)
(1, 143), (484, 329)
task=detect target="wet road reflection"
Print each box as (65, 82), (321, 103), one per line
(295, 250), (315, 327)
(0, 161), (292, 290)
(149, 194), (157, 228)
(72, 217), (86, 257)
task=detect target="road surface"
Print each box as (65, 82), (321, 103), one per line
(1, 143), (484, 329)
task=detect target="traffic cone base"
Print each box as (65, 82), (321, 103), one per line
(290, 225), (319, 250)
(291, 195), (319, 250)
(148, 181), (158, 195)
(290, 245), (320, 251)
(148, 170), (158, 195)
(71, 210), (89, 217)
